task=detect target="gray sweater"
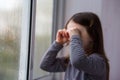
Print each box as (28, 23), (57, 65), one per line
(40, 35), (107, 80)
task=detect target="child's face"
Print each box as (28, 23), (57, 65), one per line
(67, 20), (92, 48)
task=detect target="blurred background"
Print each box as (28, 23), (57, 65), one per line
(0, 0), (120, 80)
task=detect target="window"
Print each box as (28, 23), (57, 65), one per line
(0, 0), (30, 80)
(33, 0), (53, 79)
(0, 0), (63, 80)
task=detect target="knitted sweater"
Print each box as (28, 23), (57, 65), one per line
(40, 35), (107, 80)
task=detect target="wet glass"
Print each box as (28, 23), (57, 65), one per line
(33, 0), (53, 79)
(0, 0), (29, 80)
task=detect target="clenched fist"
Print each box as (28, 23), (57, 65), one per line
(55, 28), (81, 45)
(55, 29), (70, 45)
(67, 27), (81, 38)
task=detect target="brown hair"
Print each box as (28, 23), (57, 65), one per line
(64, 12), (109, 80)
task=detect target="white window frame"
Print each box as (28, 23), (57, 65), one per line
(18, 0), (32, 80)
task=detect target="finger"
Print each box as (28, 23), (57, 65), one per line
(59, 31), (64, 38)
(66, 32), (70, 38)
(64, 29), (70, 38)
(62, 29), (66, 37)
(57, 29), (63, 38)
(60, 30), (66, 38)
(62, 29), (67, 38)
(65, 31), (69, 38)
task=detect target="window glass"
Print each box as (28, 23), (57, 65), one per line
(33, 0), (53, 79)
(0, 0), (30, 80)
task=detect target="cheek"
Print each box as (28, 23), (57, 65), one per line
(81, 33), (91, 44)
(80, 30), (86, 39)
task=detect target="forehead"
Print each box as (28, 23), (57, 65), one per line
(67, 20), (85, 30)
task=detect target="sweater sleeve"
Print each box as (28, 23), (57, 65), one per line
(40, 41), (67, 72)
(70, 35), (106, 76)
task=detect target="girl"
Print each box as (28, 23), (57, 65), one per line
(40, 12), (109, 80)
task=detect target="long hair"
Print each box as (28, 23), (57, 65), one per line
(64, 12), (109, 80)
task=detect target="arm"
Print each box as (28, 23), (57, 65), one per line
(70, 35), (106, 76)
(40, 41), (67, 72)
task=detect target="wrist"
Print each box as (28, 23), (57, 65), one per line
(55, 40), (64, 45)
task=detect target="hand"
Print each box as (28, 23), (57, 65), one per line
(67, 27), (81, 39)
(55, 29), (69, 44)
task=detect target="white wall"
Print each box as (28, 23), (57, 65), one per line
(64, 0), (102, 23)
(102, 0), (120, 80)
(63, 0), (120, 80)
